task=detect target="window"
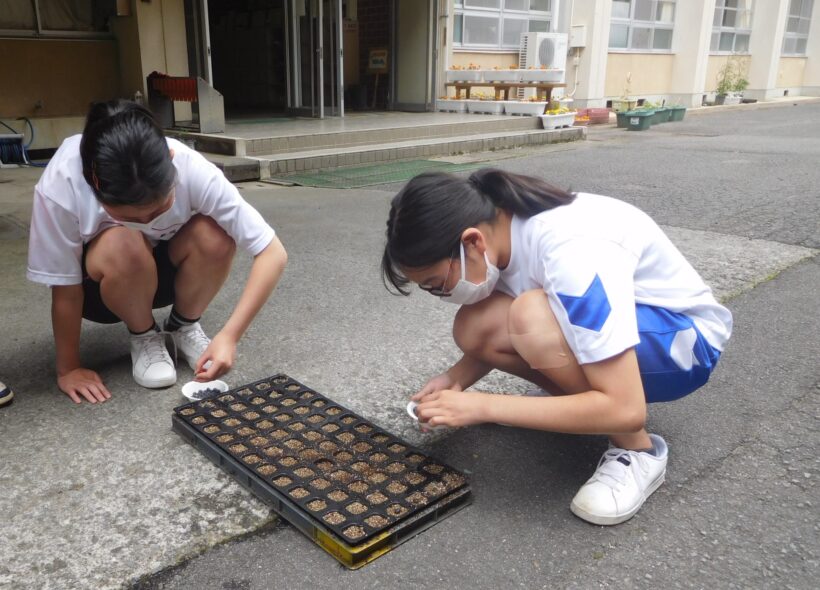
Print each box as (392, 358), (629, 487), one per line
(0, 0), (110, 38)
(782, 0), (813, 55)
(609, 0), (676, 51)
(454, 0), (552, 50)
(711, 0), (753, 54)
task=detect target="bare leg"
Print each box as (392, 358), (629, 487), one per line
(453, 292), (562, 395)
(85, 227), (158, 333)
(455, 290), (651, 449)
(167, 214), (236, 319)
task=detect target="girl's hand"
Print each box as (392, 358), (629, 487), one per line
(194, 332), (236, 381)
(412, 372), (462, 402)
(57, 368), (111, 404)
(415, 389), (488, 429)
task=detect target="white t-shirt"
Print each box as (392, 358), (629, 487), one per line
(27, 135), (275, 286)
(496, 193), (733, 365)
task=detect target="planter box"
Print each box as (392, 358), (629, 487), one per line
(612, 99), (638, 113)
(436, 99), (468, 114)
(626, 110), (654, 131)
(715, 93), (741, 105)
(587, 108), (611, 124)
(616, 111), (630, 128)
(539, 112), (576, 129)
(520, 69), (564, 83)
(668, 106), (687, 121)
(446, 70), (483, 83)
(466, 100), (504, 114)
(650, 107), (671, 124)
(503, 101), (548, 116)
(482, 70), (522, 83)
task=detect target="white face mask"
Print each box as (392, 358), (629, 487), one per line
(112, 198), (177, 233)
(441, 242), (501, 305)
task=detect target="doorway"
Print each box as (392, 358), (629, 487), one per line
(289, 0), (344, 117)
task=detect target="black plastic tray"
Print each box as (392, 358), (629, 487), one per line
(173, 374), (471, 566)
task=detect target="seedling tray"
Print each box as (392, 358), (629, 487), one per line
(172, 373), (472, 568)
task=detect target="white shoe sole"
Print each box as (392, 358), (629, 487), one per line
(0, 390), (13, 406)
(570, 470), (666, 526)
(133, 371), (177, 389)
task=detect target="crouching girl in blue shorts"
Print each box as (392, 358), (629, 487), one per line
(381, 168), (732, 525)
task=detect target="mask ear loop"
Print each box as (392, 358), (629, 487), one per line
(458, 241), (468, 280)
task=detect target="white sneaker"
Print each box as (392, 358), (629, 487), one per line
(169, 321), (211, 372)
(570, 433), (668, 526)
(130, 328), (176, 388)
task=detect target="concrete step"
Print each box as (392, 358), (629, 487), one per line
(258, 126), (585, 177)
(203, 126), (586, 182)
(182, 116), (543, 157)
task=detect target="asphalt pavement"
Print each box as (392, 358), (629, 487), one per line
(0, 99), (817, 590)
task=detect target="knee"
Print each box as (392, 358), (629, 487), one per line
(453, 305), (484, 356)
(191, 216), (236, 261)
(508, 289), (572, 370)
(92, 229), (154, 278)
(452, 293), (510, 357)
(508, 289), (550, 334)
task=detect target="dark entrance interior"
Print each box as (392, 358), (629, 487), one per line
(207, 0), (288, 117)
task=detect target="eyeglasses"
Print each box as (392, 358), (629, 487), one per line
(418, 251), (457, 297)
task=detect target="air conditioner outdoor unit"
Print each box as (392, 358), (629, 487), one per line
(519, 32), (568, 75)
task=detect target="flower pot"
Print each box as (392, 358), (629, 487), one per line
(539, 112), (576, 129)
(668, 106), (687, 122)
(435, 99), (468, 114)
(503, 101), (548, 116)
(626, 109), (654, 131)
(520, 69), (564, 83)
(446, 70), (483, 83)
(466, 100), (504, 114)
(612, 99), (638, 113)
(482, 70), (521, 83)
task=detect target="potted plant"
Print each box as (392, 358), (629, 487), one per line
(466, 92), (504, 115)
(503, 95), (548, 116)
(483, 65), (521, 83)
(539, 102), (576, 129)
(715, 56), (748, 105)
(612, 73), (638, 112)
(436, 95), (468, 113)
(668, 103), (687, 121)
(643, 101), (670, 124)
(446, 63), (483, 83)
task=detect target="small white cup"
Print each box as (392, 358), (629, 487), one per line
(181, 379), (229, 401)
(406, 400), (448, 432)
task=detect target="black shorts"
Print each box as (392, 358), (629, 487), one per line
(81, 240), (177, 324)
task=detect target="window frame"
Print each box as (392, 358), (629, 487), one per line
(0, 0), (113, 41)
(453, 0), (553, 52)
(609, 0), (677, 53)
(782, 0), (814, 56)
(710, 0), (754, 55)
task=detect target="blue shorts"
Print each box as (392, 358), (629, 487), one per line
(635, 304), (721, 403)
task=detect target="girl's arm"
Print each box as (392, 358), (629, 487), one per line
(418, 348), (647, 435)
(195, 236), (287, 380)
(52, 285), (111, 403)
(412, 354), (492, 401)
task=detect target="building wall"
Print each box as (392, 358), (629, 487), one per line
(605, 53), (675, 99)
(442, 0), (820, 106)
(777, 57), (808, 91)
(0, 39), (119, 119)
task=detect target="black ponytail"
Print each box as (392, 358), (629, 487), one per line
(80, 99), (176, 206)
(382, 168), (575, 295)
